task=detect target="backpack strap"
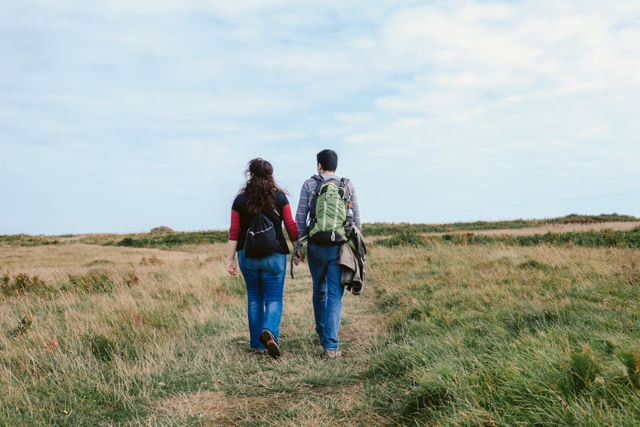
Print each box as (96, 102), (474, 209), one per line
(294, 176), (325, 276)
(308, 175), (325, 216)
(269, 191), (287, 219)
(308, 175), (323, 203)
(339, 178), (351, 202)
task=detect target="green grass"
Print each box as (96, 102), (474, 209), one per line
(376, 227), (640, 249)
(363, 244), (640, 425)
(3, 219), (640, 425)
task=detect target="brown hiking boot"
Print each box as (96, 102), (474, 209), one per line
(259, 330), (280, 360)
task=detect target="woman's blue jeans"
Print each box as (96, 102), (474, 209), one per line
(307, 241), (344, 350)
(237, 250), (286, 351)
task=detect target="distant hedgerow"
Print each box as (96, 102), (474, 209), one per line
(375, 228), (640, 249)
(363, 213), (639, 237)
(0, 234), (61, 246)
(116, 230), (228, 249)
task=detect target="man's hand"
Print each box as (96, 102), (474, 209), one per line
(227, 259), (238, 275)
(293, 247), (305, 265)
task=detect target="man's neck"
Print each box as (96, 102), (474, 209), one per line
(319, 170), (336, 176)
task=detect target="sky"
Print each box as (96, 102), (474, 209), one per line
(1, 0), (640, 235)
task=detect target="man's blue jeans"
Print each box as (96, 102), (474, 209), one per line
(237, 250), (286, 351)
(307, 240), (345, 350)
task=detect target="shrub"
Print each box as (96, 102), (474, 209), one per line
(517, 260), (551, 270)
(1, 272), (47, 296)
(118, 237), (136, 247)
(569, 350), (600, 393)
(401, 372), (452, 420)
(85, 331), (141, 361)
(68, 274), (113, 293)
(504, 308), (561, 336)
(9, 315), (33, 337)
(87, 333), (117, 361)
(619, 351), (640, 388)
(124, 272), (140, 286)
(150, 226), (174, 234)
(140, 256), (164, 266)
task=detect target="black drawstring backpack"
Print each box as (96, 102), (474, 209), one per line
(244, 210), (281, 259)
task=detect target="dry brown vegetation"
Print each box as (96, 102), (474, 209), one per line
(0, 241), (388, 426)
(2, 222), (640, 425)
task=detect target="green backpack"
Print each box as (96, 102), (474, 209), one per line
(291, 175), (355, 278)
(305, 175), (352, 245)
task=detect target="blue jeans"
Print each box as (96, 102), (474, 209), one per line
(237, 250), (286, 351)
(307, 241), (345, 350)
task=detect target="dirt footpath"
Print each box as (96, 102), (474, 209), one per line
(426, 221), (640, 237)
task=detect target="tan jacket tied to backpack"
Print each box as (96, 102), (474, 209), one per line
(338, 225), (366, 295)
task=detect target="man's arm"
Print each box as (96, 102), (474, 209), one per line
(293, 181), (311, 264)
(295, 180), (312, 238)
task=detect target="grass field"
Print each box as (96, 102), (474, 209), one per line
(2, 217), (640, 426)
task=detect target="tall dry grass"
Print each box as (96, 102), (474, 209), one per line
(0, 242), (386, 426)
(2, 232), (640, 426)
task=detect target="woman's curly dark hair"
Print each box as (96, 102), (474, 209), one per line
(239, 158), (288, 217)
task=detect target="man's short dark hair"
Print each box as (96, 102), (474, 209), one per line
(317, 149), (338, 172)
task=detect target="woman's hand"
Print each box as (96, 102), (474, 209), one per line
(226, 240), (239, 275)
(227, 259), (238, 275)
(293, 247), (305, 266)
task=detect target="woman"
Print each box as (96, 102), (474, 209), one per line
(226, 158), (299, 359)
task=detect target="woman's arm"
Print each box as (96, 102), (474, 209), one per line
(227, 209), (241, 275)
(227, 240), (238, 275)
(282, 203), (299, 244)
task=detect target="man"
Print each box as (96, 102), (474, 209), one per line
(294, 149), (361, 359)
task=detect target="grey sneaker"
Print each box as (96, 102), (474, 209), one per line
(252, 349), (265, 355)
(322, 350), (342, 359)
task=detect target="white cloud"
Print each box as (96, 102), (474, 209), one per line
(1, 0), (640, 233)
